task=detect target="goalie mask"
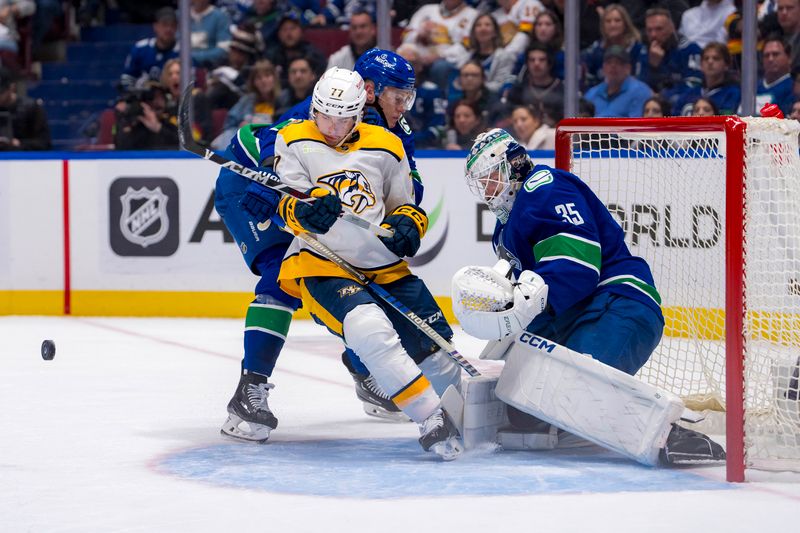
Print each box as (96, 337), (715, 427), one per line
(311, 67), (367, 147)
(464, 128), (531, 223)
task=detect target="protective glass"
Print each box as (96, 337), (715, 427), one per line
(378, 86), (417, 111)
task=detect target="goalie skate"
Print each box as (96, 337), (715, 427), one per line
(658, 423), (726, 465)
(220, 372), (278, 443)
(418, 408), (464, 460)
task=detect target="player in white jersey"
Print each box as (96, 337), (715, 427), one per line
(493, 0), (544, 56)
(272, 67), (464, 459)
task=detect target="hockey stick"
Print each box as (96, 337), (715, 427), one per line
(271, 215), (481, 378)
(177, 83), (392, 238)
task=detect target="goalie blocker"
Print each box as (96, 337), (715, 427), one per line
(447, 334), (726, 466)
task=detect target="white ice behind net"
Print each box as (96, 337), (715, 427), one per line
(565, 118), (800, 472)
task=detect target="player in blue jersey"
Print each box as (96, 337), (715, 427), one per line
(460, 128), (664, 377)
(215, 50), (421, 441)
(452, 128), (725, 462)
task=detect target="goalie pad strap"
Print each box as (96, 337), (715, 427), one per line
(495, 333), (684, 465)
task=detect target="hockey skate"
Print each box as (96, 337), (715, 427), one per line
(659, 423), (726, 465)
(418, 408), (464, 460)
(220, 372), (278, 443)
(342, 352), (410, 422)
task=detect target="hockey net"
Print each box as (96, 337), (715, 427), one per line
(555, 116), (800, 481)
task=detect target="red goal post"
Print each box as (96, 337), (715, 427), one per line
(555, 116), (800, 482)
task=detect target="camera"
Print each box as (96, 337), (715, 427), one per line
(116, 82), (165, 127)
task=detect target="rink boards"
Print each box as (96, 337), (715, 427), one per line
(1, 150), (788, 335)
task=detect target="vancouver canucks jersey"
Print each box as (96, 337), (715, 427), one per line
(492, 165), (663, 318)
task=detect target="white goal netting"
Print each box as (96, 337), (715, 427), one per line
(559, 117), (800, 474)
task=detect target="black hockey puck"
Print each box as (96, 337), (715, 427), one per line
(41, 339), (56, 360)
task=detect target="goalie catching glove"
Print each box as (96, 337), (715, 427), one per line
(452, 260), (548, 340)
(378, 204), (428, 257)
(278, 187), (342, 234)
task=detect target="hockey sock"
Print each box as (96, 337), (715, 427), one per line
(243, 299), (294, 376)
(343, 347), (370, 375)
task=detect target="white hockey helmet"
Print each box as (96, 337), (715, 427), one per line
(312, 67), (366, 119)
(464, 128), (531, 223)
(311, 67), (367, 146)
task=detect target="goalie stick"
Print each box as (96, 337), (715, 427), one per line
(270, 214), (481, 378)
(177, 83), (392, 238)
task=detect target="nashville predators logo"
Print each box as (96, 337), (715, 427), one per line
(317, 170), (376, 214)
(338, 285), (363, 298)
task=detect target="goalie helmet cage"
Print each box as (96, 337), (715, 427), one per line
(555, 116), (800, 482)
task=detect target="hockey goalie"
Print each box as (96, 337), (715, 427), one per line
(449, 128), (726, 466)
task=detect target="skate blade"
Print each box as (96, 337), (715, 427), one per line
(220, 414), (272, 443)
(362, 403), (412, 422)
(431, 437), (464, 461)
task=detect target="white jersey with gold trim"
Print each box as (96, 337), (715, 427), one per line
(273, 119), (414, 279)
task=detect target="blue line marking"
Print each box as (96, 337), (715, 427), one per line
(157, 438), (733, 498)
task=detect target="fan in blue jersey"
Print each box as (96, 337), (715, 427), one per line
(119, 7), (180, 91)
(215, 50), (423, 442)
(454, 129), (726, 463)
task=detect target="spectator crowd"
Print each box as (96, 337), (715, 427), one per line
(6, 0), (800, 151)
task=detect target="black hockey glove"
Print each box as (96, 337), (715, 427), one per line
(239, 176), (281, 222)
(378, 204), (428, 257)
(278, 187), (342, 234)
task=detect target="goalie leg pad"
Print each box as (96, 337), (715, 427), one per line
(343, 303), (439, 423)
(495, 333), (685, 465)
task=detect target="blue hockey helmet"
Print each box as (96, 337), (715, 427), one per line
(354, 48), (416, 107)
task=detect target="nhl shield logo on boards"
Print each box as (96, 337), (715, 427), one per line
(120, 186), (169, 247)
(109, 177), (180, 256)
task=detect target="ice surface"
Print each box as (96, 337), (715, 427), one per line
(1, 316), (798, 532)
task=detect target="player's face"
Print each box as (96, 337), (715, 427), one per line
(378, 86), (415, 127)
(480, 169), (505, 201)
(314, 111), (356, 146)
